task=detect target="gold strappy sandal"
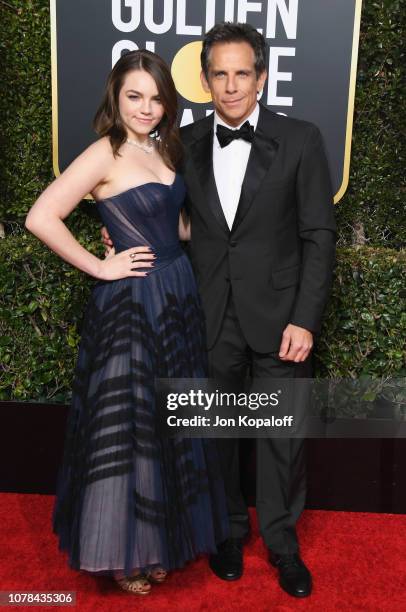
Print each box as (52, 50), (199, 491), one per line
(146, 567), (168, 584)
(115, 574), (151, 595)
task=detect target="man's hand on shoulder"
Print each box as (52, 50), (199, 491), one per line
(279, 324), (313, 363)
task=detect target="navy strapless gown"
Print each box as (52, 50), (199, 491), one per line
(52, 174), (229, 576)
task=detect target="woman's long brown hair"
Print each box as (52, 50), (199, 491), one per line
(93, 50), (182, 170)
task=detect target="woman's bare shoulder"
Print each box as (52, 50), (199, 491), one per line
(82, 136), (114, 164)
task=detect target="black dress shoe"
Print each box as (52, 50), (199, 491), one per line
(209, 538), (243, 580)
(269, 552), (312, 597)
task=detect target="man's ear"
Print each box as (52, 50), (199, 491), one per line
(200, 70), (210, 93)
(257, 70), (267, 94)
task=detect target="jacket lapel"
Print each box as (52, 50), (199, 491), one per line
(189, 116), (229, 234)
(231, 105), (279, 234)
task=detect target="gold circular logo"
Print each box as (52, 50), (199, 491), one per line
(171, 41), (212, 104)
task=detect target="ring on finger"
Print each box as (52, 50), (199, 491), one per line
(129, 253), (137, 260)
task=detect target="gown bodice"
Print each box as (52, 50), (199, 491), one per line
(96, 174), (186, 270)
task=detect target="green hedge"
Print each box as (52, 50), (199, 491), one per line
(314, 247), (405, 378)
(335, 0), (405, 248)
(0, 0), (96, 239)
(0, 235), (404, 402)
(0, 1), (53, 222)
(0, 231), (101, 402)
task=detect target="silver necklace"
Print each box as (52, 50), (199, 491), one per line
(126, 137), (154, 154)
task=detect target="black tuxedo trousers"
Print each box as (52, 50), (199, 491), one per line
(208, 291), (309, 554)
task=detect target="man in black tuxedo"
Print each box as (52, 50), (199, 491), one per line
(179, 23), (336, 598)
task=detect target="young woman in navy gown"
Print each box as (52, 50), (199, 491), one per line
(25, 50), (228, 595)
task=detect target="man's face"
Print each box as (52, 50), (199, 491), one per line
(201, 41), (267, 127)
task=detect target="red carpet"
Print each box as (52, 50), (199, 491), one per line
(0, 493), (405, 611)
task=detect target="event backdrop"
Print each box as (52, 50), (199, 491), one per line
(51, 0), (361, 202)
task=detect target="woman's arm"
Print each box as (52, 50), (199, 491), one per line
(25, 138), (154, 279)
(26, 139), (109, 277)
(178, 208), (191, 241)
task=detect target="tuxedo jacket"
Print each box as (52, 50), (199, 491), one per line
(180, 103), (337, 353)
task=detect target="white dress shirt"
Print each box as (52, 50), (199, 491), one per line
(213, 103), (259, 230)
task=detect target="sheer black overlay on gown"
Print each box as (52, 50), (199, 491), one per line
(52, 174), (229, 576)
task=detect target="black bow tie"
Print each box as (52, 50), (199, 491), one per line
(216, 121), (255, 148)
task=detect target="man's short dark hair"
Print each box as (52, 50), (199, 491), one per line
(201, 22), (267, 79)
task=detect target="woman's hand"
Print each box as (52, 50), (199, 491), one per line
(97, 246), (155, 280)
